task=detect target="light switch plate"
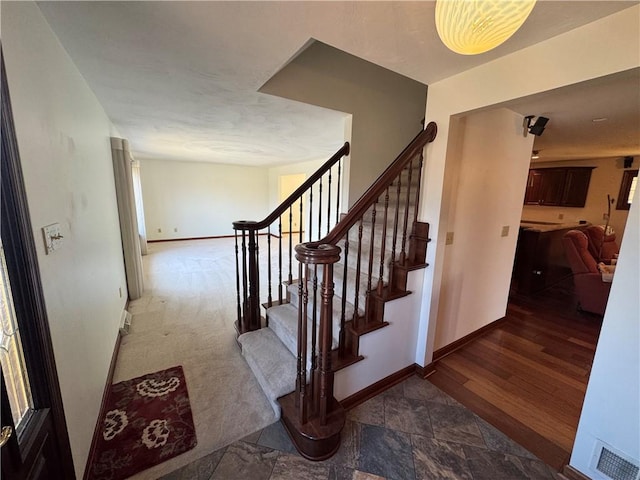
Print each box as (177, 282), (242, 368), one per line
(501, 225), (510, 237)
(42, 223), (63, 254)
(445, 232), (454, 245)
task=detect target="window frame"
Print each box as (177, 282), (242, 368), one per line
(616, 169), (639, 210)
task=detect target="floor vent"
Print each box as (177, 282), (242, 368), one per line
(594, 443), (640, 480)
(119, 309), (132, 336)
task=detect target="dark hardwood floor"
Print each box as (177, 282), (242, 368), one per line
(428, 277), (603, 471)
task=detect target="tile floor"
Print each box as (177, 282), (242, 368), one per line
(160, 375), (560, 480)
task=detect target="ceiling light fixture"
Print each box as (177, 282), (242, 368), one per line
(531, 150), (540, 160)
(435, 0), (537, 55)
(592, 117), (608, 123)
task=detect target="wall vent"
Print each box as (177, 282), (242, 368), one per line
(592, 441), (640, 480)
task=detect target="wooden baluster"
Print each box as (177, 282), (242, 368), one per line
(241, 229), (248, 333)
(308, 185), (313, 241)
(278, 219), (283, 304)
(288, 205), (293, 286)
(327, 168), (332, 235)
(352, 217), (364, 329)
(365, 201), (377, 321)
(400, 158), (413, 265)
(377, 188), (389, 295)
(339, 234), (349, 356)
(295, 261), (304, 406)
(234, 230), (242, 330)
(299, 195), (304, 245)
(413, 151), (424, 226)
(247, 226), (260, 331)
(336, 159), (341, 226)
(298, 263), (309, 424)
(267, 226), (272, 308)
(318, 261), (335, 425)
(318, 177), (323, 240)
(391, 173), (402, 264)
(310, 266), (318, 414)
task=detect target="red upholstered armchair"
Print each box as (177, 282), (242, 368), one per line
(562, 230), (611, 315)
(584, 225), (619, 263)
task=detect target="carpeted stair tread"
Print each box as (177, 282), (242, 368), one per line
(268, 302), (342, 357)
(238, 328), (296, 417)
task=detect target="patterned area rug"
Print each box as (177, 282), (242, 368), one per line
(89, 366), (197, 480)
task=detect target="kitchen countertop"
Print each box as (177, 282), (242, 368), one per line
(520, 220), (591, 232)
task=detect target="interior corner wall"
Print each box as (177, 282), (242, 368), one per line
(569, 184), (639, 478)
(260, 41), (427, 207)
(140, 159), (269, 240)
(417, 5), (639, 472)
(418, 4), (640, 366)
(433, 108), (534, 350)
(521, 157), (632, 245)
(2, 2), (128, 476)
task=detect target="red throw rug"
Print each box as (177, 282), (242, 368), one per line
(88, 366), (197, 480)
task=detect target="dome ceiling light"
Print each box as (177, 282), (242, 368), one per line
(435, 0), (537, 55)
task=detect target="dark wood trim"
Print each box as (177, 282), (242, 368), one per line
(147, 232), (279, 243)
(340, 364), (417, 411)
(414, 361), (437, 379)
(82, 328), (124, 480)
(561, 465), (591, 480)
(1, 50), (75, 478)
(432, 316), (508, 362)
(616, 169), (638, 210)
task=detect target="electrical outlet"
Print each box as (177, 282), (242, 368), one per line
(157, 228), (162, 233)
(558, 213), (564, 220)
(174, 228), (178, 232)
(445, 232), (454, 245)
(501, 225), (510, 237)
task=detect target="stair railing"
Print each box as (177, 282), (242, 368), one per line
(280, 122), (437, 459)
(233, 142), (350, 335)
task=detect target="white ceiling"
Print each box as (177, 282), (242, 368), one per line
(37, 1), (639, 166)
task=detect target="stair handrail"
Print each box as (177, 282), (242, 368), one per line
(283, 121), (437, 459)
(233, 142), (350, 232)
(233, 141), (350, 335)
(310, 122), (436, 248)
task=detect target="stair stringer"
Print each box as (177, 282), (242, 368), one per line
(333, 266), (426, 400)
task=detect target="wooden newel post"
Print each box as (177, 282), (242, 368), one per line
(279, 242), (345, 460)
(233, 220), (261, 334)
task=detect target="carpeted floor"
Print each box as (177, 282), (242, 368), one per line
(112, 237), (281, 479)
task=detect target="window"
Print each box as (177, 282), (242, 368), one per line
(616, 170), (639, 210)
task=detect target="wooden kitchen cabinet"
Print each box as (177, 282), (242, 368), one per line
(524, 167), (594, 207)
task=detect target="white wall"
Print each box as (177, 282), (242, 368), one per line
(569, 186), (639, 478)
(433, 109), (534, 350)
(522, 157), (632, 245)
(335, 269), (424, 400)
(418, 5), (640, 365)
(140, 159), (269, 240)
(2, 2), (128, 476)
(261, 41), (426, 206)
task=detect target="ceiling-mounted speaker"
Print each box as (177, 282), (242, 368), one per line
(624, 156), (634, 168)
(524, 115), (549, 137)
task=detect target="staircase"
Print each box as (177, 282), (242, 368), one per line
(233, 123), (437, 460)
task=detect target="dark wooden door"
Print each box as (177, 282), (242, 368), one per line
(1, 50), (75, 480)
